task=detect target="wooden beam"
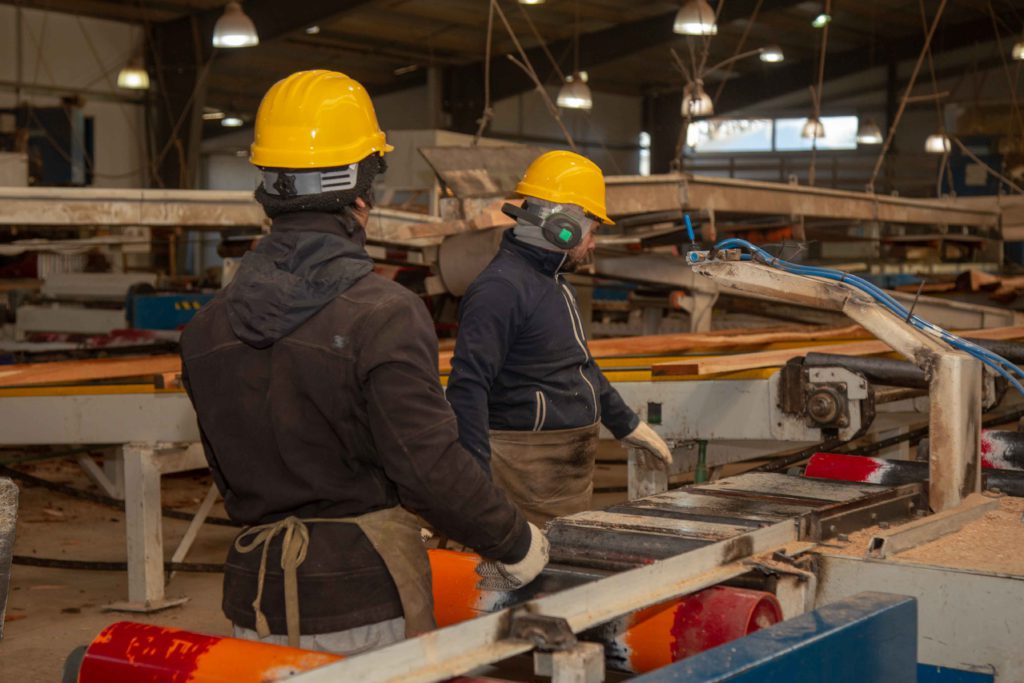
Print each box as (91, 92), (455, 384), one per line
(603, 174), (999, 228)
(0, 355), (181, 389)
(652, 326), (1024, 377)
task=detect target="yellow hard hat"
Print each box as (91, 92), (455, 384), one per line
(249, 70), (393, 169)
(514, 150), (613, 224)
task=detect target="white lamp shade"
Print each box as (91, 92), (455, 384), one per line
(856, 119), (883, 144)
(221, 115), (245, 127)
(519, 0), (546, 4)
(801, 117), (826, 139)
(812, 13), (831, 28)
(1013, 41), (1024, 61)
(557, 77), (593, 110)
(925, 133), (951, 154)
(759, 45), (785, 63)
(117, 62), (150, 90)
(681, 81), (713, 117)
(213, 2), (259, 48)
(673, 0), (717, 36)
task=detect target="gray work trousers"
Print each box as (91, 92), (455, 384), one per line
(233, 616), (405, 655)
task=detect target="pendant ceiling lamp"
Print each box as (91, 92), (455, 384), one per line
(681, 80), (713, 117)
(673, 0), (717, 36)
(212, 2), (259, 48)
(116, 58), (150, 90)
(801, 116), (826, 139)
(856, 118), (883, 144)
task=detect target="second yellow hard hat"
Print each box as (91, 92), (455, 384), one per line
(250, 70), (393, 169)
(514, 150), (613, 224)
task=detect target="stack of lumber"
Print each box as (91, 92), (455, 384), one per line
(3, 324), (1022, 388)
(896, 270), (1024, 303)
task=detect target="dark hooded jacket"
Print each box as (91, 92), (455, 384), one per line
(180, 211), (530, 634)
(447, 231), (640, 470)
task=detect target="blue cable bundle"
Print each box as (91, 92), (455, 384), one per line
(711, 237), (1024, 398)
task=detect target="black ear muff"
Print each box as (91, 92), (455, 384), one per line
(501, 202), (583, 249)
(541, 212), (583, 249)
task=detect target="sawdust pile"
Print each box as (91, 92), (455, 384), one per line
(824, 495), (1024, 575)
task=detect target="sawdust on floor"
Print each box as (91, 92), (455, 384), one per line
(821, 495), (1024, 575)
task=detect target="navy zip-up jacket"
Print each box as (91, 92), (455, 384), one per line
(447, 230), (640, 470)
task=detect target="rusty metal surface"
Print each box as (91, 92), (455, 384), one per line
(418, 146), (548, 198)
(603, 173), (999, 227)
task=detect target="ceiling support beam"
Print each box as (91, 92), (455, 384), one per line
(443, 0), (805, 133)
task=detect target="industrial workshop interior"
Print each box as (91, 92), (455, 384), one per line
(4, 0), (1024, 681)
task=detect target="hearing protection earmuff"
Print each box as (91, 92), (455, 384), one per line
(502, 201), (584, 249)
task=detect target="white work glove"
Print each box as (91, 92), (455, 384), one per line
(623, 421), (673, 471)
(475, 523), (549, 592)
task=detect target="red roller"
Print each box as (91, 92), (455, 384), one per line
(74, 550), (782, 681)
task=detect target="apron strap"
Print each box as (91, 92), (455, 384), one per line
(233, 506), (435, 648)
(233, 515), (310, 647)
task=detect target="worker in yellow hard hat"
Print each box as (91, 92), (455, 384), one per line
(447, 150), (673, 526)
(180, 70), (548, 654)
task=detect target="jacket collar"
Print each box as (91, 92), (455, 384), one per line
(501, 229), (566, 277)
(270, 211), (365, 243)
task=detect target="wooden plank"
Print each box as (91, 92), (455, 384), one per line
(694, 472), (888, 503)
(866, 493), (998, 559)
(439, 324), (868, 373)
(557, 510), (751, 540)
(0, 355), (180, 388)
(653, 325), (1024, 377)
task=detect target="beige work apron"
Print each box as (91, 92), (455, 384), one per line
(489, 423), (600, 528)
(233, 506), (435, 648)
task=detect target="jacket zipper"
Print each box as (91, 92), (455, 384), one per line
(559, 280), (599, 422)
(533, 390), (547, 431)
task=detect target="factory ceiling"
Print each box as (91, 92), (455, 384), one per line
(10, 1), (1023, 113)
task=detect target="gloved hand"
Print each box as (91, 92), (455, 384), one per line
(476, 523), (549, 592)
(623, 421), (673, 470)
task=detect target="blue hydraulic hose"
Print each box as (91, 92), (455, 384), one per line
(709, 238), (1024, 397)
(684, 214), (696, 243)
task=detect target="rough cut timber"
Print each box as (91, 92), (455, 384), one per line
(0, 356), (180, 388)
(438, 325), (867, 373)
(653, 326), (1024, 377)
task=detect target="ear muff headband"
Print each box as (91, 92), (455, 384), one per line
(501, 202), (583, 249)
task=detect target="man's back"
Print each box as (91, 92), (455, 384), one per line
(181, 271), (419, 525)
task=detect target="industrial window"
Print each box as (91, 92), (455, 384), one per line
(687, 115), (860, 153)
(687, 118), (773, 153)
(774, 115), (859, 151)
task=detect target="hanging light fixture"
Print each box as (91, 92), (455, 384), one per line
(681, 80), (713, 117)
(519, 0), (546, 4)
(116, 58), (150, 90)
(673, 0), (717, 36)
(759, 45), (785, 63)
(812, 13), (831, 29)
(557, 72), (593, 110)
(924, 132), (951, 154)
(221, 114), (245, 128)
(212, 1), (259, 48)
(1013, 39), (1024, 61)
(801, 116), (826, 139)
(558, 1), (592, 111)
(856, 118), (883, 144)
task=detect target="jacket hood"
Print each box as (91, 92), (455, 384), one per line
(225, 212), (374, 348)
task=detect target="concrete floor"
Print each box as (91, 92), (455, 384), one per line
(1, 450), (637, 681)
(1, 459), (235, 681)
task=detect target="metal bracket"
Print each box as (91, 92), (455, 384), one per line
(509, 613), (578, 652)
